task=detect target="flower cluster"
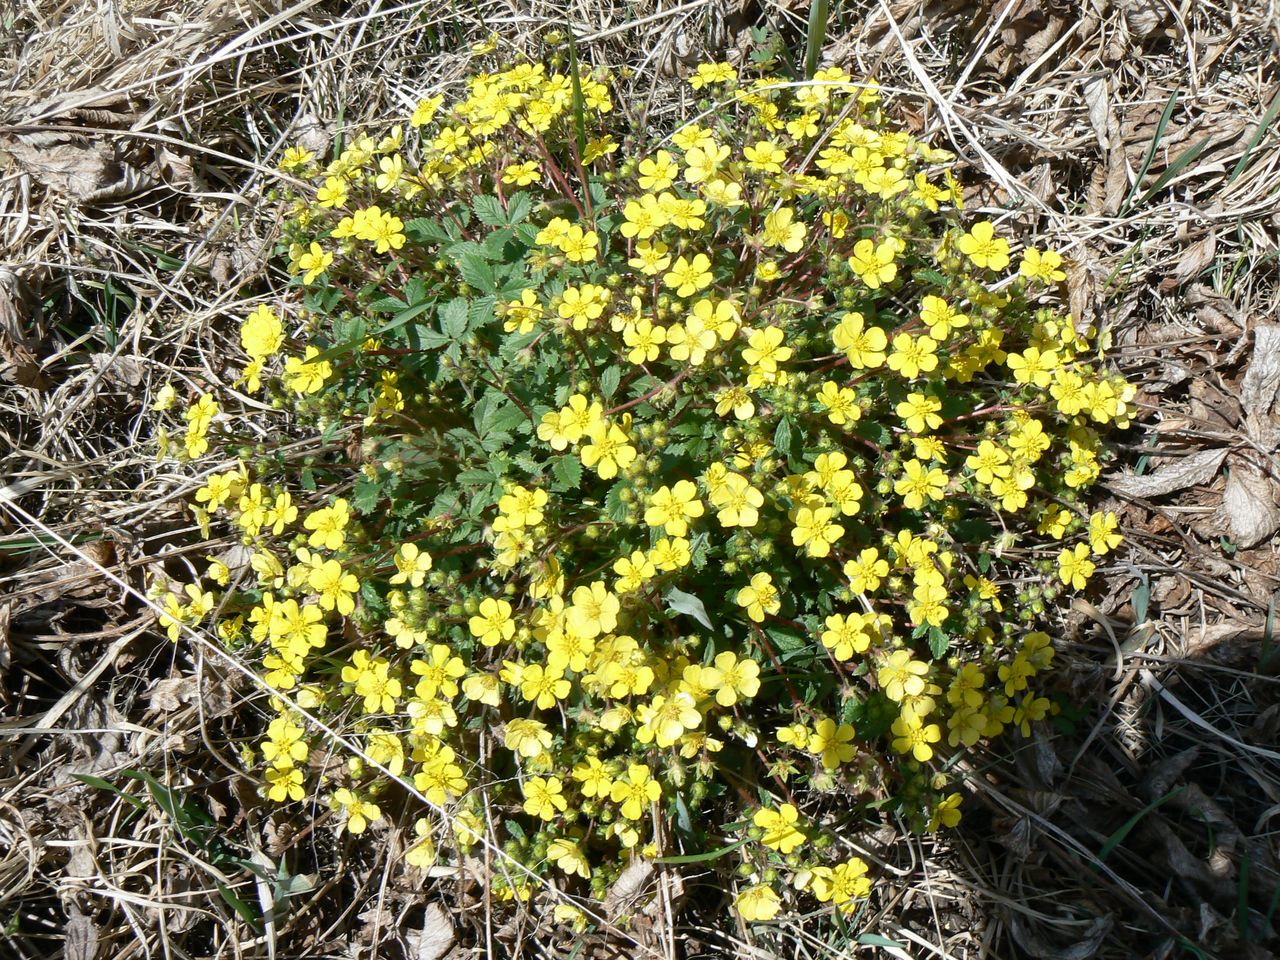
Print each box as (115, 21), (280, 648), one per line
(155, 53), (1131, 924)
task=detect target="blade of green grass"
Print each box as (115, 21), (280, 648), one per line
(804, 0), (829, 81)
(1228, 88), (1280, 183)
(652, 837), (748, 864)
(1131, 133), (1215, 209)
(1097, 785), (1185, 862)
(1122, 88), (1179, 212)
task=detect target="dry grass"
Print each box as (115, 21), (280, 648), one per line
(1, 1), (1278, 957)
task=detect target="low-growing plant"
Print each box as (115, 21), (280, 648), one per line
(154, 44), (1133, 926)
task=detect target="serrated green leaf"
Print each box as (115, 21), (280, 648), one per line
(439, 298), (469, 338)
(459, 254), (495, 293)
(353, 476), (381, 514)
(404, 217), (450, 243)
(506, 192), (531, 224)
(369, 295), (407, 314)
(404, 275), (429, 305)
(773, 416), (793, 459)
(927, 627), (950, 658)
(473, 194), (507, 226)
(599, 365), (621, 401)
(603, 482), (630, 522)
(551, 456), (582, 491)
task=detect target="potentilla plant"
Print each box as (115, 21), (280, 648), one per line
(155, 48), (1132, 925)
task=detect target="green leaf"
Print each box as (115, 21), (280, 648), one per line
(857, 933), (907, 949)
(353, 475), (381, 514)
(1097, 786), (1186, 862)
(506, 192), (532, 224)
(369, 295), (408, 314)
(71, 773), (147, 812)
(551, 456), (582, 491)
(439, 297), (469, 338)
(927, 627), (950, 659)
(404, 275), (429, 305)
(653, 837), (748, 865)
(217, 881), (262, 931)
(459, 254), (496, 294)
(665, 587), (714, 631)
(473, 194), (507, 227)
(404, 217), (451, 244)
(603, 482), (630, 522)
(599, 365), (621, 401)
(773, 416), (794, 462)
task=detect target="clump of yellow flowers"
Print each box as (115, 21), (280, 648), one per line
(155, 50), (1133, 927)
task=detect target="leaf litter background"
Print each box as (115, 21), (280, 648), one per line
(0, 1), (1277, 958)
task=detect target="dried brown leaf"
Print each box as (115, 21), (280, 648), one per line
(1106, 447), (1227, 499)
(605, 858), (654, 919)
(1219, 458), (1280, 549)
(405, 903), (454, 960)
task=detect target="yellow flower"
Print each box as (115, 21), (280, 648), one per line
(831, 311), (887, 368)
(811, 857), (871, 911)
(742, 326), (792, 373)
(332, 788), (381, 834)
(469, 597), (515, 646)
(846, 237), (900, 289)
(894, 459), (947, 509)
(704, 651), (760, 707)
(1019, 247), (1067, 283)
(929, 792), (963, 831)
(817, 381), (860, 425)
(809, 717), (856, 769)
(736, 884), (781, 922)
(754, 803), (804, 853)
(760, 207), (806, 252)
(580, 421), (636, 479)
(878, 650), (929, 701)
(315, 176), (348, 208)
(308, 558), (358, 616)
(791, 506), (843, 558)
(919, 295), (968, 340)
(265, 764), (304, 802)
(241, 305), (285, 359)
(284, 346), (332, 394)
(886, 333), (939, 379)
(636, 692), (702, 747)
(844, 547), (888, 593)
(502, 160), (540, 186)
(895, 392), (942, 433)
(663, 253), (714, 298)
(637, 150), (678, 191)
(389, 542), (433, 587)
(891, 712), (942, 761)
(821, 613), (871, 661)
(405, 818), (437, 868)
(303, 498), (350, 550)
(278, 145), (314, 171)
(643, 480), (704, 537)
(504, 717), (552, 758)
(1058, 542), (1095, 589)
(735, 571), (780, 622)
(1087, 511), (1123, 555)
(521, 776), (567, 821)
(957, 220), (1011, 270)
(548, 837), (592, 878)
(609, 763), (661, 820)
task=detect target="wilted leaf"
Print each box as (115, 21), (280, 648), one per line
(605, 858), (654, 919)
(1220, 458), (1280, 549)
(1106, 447), (1227, 499)
(405, 903), (453, 960)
